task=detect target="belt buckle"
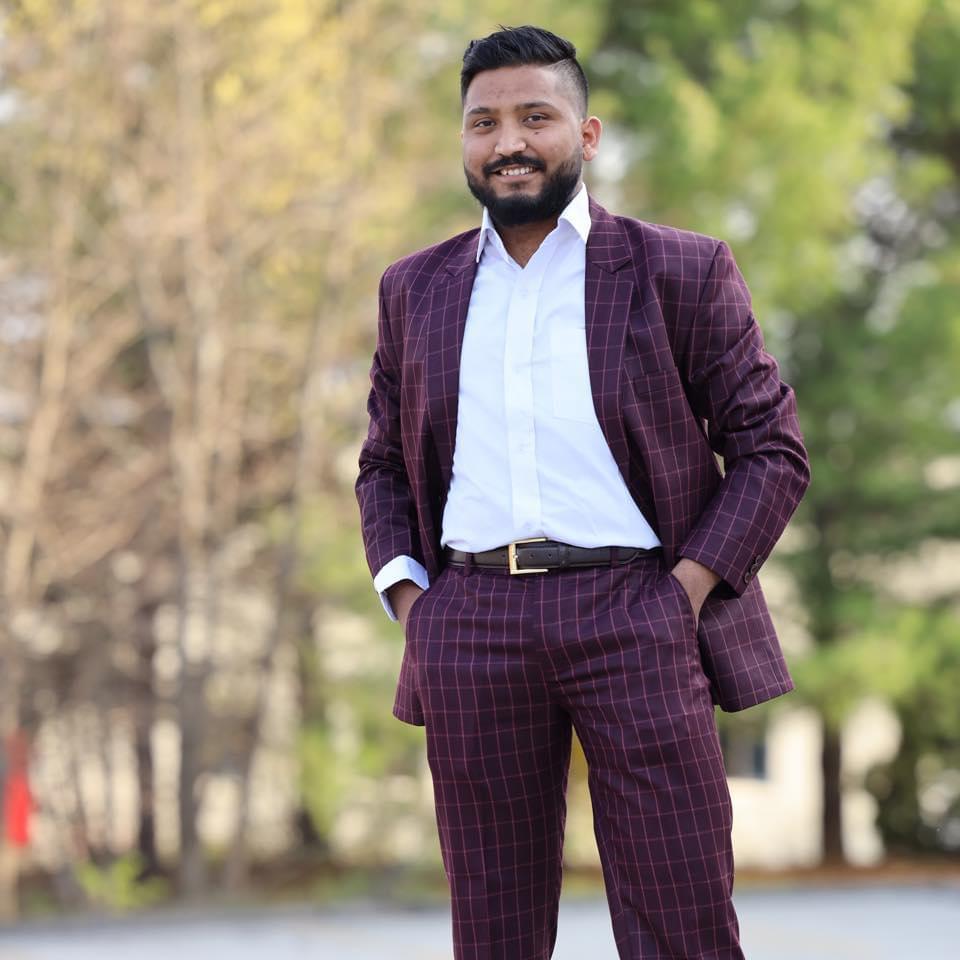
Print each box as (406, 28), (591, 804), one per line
(508, 536), (549, 575)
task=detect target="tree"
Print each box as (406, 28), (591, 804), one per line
(591, 0), (960, 861)
(0, 0), (616, 914)
(0, 0), (450, 908)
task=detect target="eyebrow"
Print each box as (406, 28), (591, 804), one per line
(465, 100), (556, 117)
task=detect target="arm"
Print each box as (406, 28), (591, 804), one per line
(374, 556), (429, 622)
(669, 558), (720, 624)
(676, 240), (811, 597)
(356, 271), (428, 615)
(385, 579), (426, 627)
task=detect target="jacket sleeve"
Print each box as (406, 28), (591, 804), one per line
(677, 240), (810, 596)
(356, 270), (426, 584)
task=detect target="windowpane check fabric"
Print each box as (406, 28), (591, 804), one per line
(372, 187), (660, 621)
(357, 197), (810, 716)
(407, 555), (744, 960)
(356, 194), (809, 960)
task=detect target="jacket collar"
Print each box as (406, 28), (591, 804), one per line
(586, 196), (633, 273)
(475, 183), (592, 263)
(441, 195), (633, 277)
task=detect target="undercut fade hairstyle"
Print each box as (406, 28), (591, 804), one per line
(461, 25), (589, 119)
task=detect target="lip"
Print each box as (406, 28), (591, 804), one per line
(491, 166), (540, 181)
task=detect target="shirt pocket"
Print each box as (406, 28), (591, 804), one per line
(550, 325), (596, 423)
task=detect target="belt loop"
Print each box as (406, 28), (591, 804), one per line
(463, 550), (475, 576)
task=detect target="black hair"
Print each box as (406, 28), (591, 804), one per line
(460, 25), (589, 118)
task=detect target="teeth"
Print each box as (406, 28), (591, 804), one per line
(499, 166), (533, 177)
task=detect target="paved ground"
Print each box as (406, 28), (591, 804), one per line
(0, 886), (958, 959)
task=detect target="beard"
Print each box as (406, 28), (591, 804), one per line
(464, 149), (582, 228)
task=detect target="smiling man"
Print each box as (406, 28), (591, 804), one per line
(356, 25), (810, 960)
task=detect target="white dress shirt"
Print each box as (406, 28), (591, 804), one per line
(373, 185), (661, 619)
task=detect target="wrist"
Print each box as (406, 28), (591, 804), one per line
(388, 579), (423, 624)
(387, 579), (419, 602)
(670, 558), (720, 614)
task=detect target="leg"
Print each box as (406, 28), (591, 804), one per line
(412, 568), (572, 960)
(547, 562), (744, 960)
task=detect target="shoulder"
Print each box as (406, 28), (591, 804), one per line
(616, 212), (723, 268)
(381, 228), (480, 295)
(589, 197), (724, 274)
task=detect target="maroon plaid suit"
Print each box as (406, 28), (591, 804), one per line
(356, 198), (810, 958)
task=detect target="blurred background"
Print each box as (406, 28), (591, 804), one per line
(0, 0), (958, 946)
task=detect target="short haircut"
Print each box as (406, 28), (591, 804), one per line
(460, 25), (589, 118)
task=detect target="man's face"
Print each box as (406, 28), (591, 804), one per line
(461, 64), (601, 228)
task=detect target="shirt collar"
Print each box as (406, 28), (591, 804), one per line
(475, 183), (591, 263)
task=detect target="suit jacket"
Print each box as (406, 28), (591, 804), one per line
(357, 197), (810, 720)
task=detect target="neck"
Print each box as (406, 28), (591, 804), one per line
(488, 180), (584, 268)
(494, 218), (558, 268)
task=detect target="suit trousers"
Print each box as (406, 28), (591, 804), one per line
(403, 551), (745, 960)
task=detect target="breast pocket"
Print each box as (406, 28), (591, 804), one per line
(550, 325), (596, 423)
(622, 353), (678, 389)
(621, 363), (711, 469)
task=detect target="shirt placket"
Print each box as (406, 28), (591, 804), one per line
(502, 240), (556, 536)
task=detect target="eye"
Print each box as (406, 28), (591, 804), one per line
(472, 119), (494, 129)
(525, 114), (548, 123)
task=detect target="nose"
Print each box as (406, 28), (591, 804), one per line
(495, 124), (527, 156)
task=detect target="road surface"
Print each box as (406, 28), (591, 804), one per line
(0, 886), (958, 959)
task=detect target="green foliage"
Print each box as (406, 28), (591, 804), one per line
(591, 0), (960, 858)
(297, 489), (428, 861)
(4, 0), (957, 888)
(790, 601), (932, 730)
(865, 607), (960, 853)
(297, 722), (342, 842)
(594, 0), (927, 318)
(902, 0), (960, 153)
(74, 855), (168, 912)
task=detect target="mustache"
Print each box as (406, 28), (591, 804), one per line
(483, 155), (545, 177)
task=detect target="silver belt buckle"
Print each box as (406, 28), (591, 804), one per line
(508, 536), (549, 575)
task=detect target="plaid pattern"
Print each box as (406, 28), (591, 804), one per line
(357, 198), (810, 716)
(407, 554), (744, 959)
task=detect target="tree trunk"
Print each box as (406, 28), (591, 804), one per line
(135, 733), (158, 878)
(177, 665), (207, 896)
(821, 723), (845, 863)
(134, 604), (159, 878)
(175, 547), (208, 897)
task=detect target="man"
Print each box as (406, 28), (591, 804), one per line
(356, 25), (809, 960)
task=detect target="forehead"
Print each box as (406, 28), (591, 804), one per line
(463, 64), (569, 113)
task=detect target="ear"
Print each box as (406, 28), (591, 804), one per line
(581, 116), (602, 162)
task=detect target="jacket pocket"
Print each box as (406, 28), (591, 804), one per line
(664, 571), (698, 640)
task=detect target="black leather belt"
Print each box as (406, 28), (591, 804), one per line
(445, 538), (661, 575)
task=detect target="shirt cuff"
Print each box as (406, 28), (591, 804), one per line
(373, 555), (430, 621)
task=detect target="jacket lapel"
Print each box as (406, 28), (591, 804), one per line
(423, 201), (638, 508)
(585, 199), (635, 486)
(422, 232), (478, 493)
